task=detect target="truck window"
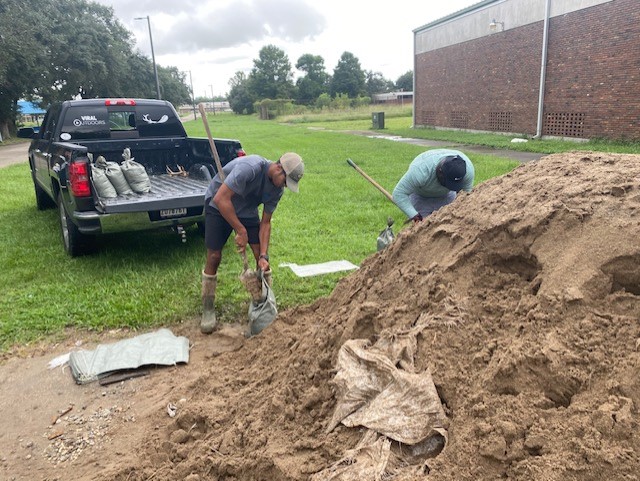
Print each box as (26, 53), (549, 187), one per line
(136, 105), (185, 137)
(60, 106), (110, 140)
(109, 111), (136, 131)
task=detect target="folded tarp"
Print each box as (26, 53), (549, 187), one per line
(68, 328), (189, 384)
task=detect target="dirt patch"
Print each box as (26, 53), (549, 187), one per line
(2, 151), (640, 480)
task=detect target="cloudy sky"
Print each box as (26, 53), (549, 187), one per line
(95, 0), (480, 98)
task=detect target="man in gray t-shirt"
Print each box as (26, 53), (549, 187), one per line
(200, 152), (305, 334)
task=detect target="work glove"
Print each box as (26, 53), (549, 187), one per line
(412, 213), (423, 223)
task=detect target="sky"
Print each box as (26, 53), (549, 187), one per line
(95, 0), (481, 99)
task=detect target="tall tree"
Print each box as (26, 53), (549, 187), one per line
(249, 45), (295, 100)
(228, 72), (256, 114)
(0, 0), (191, 138)
(396, 71), (413, 91)
(295, 54), (329, 105)
(365, 71), (394, 97)
(330, 52), (366, 98)
(0, 0), (51, 138)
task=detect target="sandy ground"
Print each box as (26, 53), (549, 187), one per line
(2, 150), (640, 481)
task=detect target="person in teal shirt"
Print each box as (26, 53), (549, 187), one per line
(392, 149), (475, 223)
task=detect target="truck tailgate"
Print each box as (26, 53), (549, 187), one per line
(96, 175), (209, 213)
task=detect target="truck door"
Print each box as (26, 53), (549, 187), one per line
(32, 105), (61, 197)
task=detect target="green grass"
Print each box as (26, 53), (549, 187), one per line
(280, 109), (640, 154)
(1, 113), (520, 351)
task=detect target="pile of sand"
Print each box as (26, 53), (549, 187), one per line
(107, 151), (640, 480)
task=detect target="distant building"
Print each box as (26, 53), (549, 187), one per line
(413, 0), (640, 140)
(18, 100), (46, 123)
(372, 91), (413, 106)
(178, 102), (232, 117)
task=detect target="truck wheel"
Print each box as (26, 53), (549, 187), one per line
(58, 192), (95, 256)
(32, 166), (55, 210)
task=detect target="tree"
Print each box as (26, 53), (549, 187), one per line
(249, 45), (295, 100)
(228, 72), (256, 114)
(0, 0), (52, 138)
(396, 71), (413, 92)
(295, 54), (329, 105)
(365, 71), (394, 97)
(330, 52), (366, 99)
(37, 0), (136, 103)
(0, 0), (191, 139)
(157, 67), (191, 107)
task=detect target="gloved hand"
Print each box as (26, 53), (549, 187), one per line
(412, 213), (423, 223)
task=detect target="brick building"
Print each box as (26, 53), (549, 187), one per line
(413, 0), (640, 140)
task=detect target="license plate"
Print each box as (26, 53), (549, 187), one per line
(160, 208), (187, 218)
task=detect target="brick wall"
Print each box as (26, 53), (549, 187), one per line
(414, 0), (640, 140)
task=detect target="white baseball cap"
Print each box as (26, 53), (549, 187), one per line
(280, 152), (304, 193)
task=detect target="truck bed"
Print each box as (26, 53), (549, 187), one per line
(96, 174), (209, 213)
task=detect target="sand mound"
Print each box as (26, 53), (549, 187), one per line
(109, 152), (640, 480)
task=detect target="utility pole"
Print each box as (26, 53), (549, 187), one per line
(189, 70), (196, 120)
(135, 16), (161, 100)
(209, 84), (216, 115)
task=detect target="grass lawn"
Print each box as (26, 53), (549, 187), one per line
(0, 112), (523, 351)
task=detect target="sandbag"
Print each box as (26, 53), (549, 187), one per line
(376, 220), (395, 251)
(104, 160), (133, 195)
(121, 148), (151, 193)
(91, 157), (117, 198)
(247, 273), (277, 336)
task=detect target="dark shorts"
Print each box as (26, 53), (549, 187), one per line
(204, 201), (260, 251)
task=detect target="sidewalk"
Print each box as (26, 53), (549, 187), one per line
(344, 130), (543, 163)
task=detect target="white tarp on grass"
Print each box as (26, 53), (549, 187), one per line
(279, 260), (359, 277)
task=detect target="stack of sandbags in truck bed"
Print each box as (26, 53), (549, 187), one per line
(90, 148), (151, 198)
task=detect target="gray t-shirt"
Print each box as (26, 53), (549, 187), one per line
(205, 155), (284, 218)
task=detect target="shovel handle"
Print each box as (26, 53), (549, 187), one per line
(346, 158), (395, 204)
(239, 248), (249, 271)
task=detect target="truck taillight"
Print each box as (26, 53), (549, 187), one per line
(69, 162), (92, 197)
(236, 149), (246, 157)
(105, 99), (136, 106)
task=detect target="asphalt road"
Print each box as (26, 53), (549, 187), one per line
(0, 142), (28, 168)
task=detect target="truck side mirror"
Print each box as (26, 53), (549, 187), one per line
(17, 127), (36, 139)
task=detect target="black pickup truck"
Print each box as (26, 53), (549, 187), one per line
(18, 98), (244, 256)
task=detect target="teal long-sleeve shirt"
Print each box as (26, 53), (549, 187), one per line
(392, 149), (475, 218)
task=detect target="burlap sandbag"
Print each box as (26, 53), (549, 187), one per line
(91, 157), (117, 198)
(121, 148), (151, 193)
(327, 335), (448, 445)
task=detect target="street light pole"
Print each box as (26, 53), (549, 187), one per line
(209, 84), (215, 115)
(189, 70), (196, 120)
(135, 15), (161, 100)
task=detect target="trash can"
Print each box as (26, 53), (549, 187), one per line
(372, 112), (385, 129)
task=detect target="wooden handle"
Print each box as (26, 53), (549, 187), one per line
(346, 158), (395, 204)
(198, 103), (225, 180)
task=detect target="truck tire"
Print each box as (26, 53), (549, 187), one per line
(31, 165), (55, 210)
(58, 192), (96, 256)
